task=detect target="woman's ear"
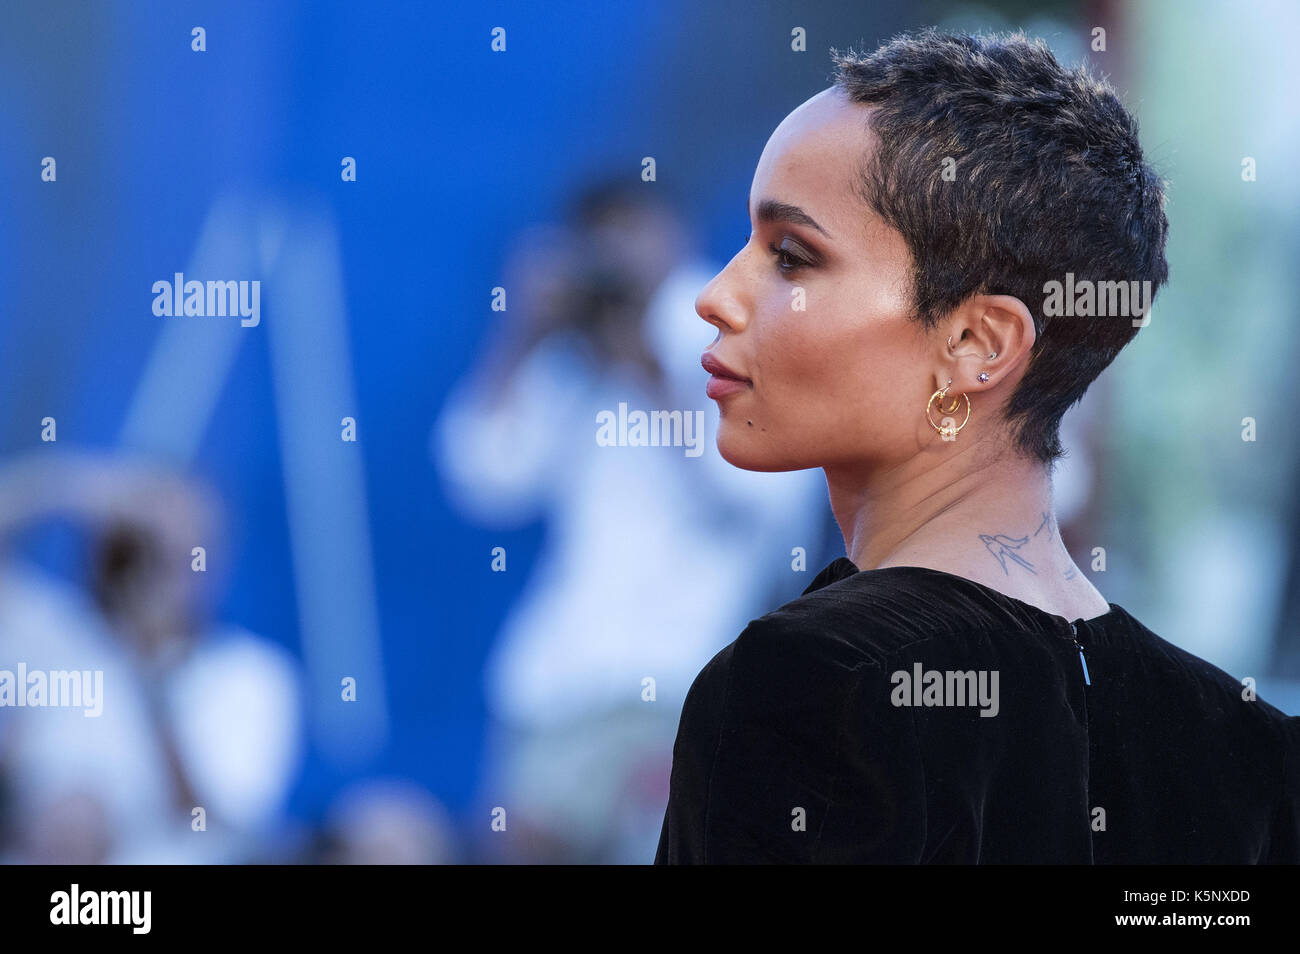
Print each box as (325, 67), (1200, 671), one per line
(942, 294), (1035, 392)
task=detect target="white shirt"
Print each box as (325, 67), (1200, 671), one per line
(0, 562), (302, 862)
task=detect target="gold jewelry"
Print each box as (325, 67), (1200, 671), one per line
(938, 377), (959, 413)
(927, 383), (971, 439)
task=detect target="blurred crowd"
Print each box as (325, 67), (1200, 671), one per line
(0, 452), (302, 862)
(0, 180), (830, 864)
(0, 453), (469, 864)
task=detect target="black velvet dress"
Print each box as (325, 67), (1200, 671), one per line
(655, 558), (1300, 863)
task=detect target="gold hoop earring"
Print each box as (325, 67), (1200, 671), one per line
(927, 384), (971, 440)
(938, 377), (959, 413)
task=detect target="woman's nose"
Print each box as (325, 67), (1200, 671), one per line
(696, 258), (748, 335)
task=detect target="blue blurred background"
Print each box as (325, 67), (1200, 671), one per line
(1, 0), (1297, 863)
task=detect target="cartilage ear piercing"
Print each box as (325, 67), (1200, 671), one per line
(988, 351), (998, 359)
(978, 371), (990, 383)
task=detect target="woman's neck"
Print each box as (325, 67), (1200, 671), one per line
(825, 439), (1110, 620)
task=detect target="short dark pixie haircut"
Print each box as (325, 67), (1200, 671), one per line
(830, 29), (1169, 467)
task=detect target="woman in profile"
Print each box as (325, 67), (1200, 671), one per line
(655, 28), (1300, 864)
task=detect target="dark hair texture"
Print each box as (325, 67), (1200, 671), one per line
(830, 28), (1170, 467)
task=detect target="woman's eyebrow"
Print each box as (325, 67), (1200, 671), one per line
(749, 197), (832, 238)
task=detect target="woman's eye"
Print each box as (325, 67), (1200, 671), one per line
(768, 240), (809, 274)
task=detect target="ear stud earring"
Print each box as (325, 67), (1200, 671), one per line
(950, 338), (995, 385)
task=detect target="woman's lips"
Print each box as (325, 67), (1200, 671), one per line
(701, 351), (752, 400)
(705, 375), (750, 399)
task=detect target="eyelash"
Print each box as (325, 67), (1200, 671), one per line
(740, 234), (812, 275)
(768, 241), (809, 275)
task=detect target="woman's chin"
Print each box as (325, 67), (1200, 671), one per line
(716, 426), (797, 473)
